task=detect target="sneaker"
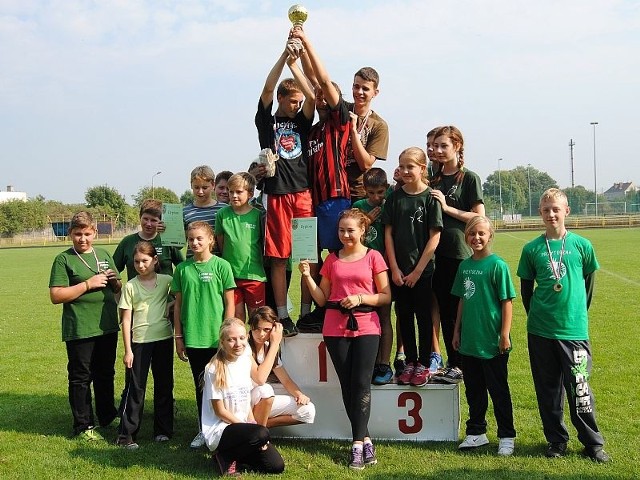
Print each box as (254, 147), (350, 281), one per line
(545, 442), (568, 458)
(116, 438), (139, 450)
(214, 451), (238, 476)
(582, 446), (610, 463)
(440, 366), (464, 384)
(154, 434), (170, 442)
(373, 364), (394, 385)
(371, 364), (381, 383)
(458, 434), (489, 449)
(279, 317), (299, 337)
(190, 431), (206, 449)
(410, 362), (431, 387)
(428, 352), (443, 374)
(363, 442), (377, 466)
(77, 427), (104, 442)
(393, 353), (407, 378)
(348, 445), (365, 470)
(297, 309), (324, 333)
(397, 362), (415, 385)
(498, 437), (515, 456)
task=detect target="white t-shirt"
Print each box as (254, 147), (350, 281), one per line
(202, 347), (253, 451)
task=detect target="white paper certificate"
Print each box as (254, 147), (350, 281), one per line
(291, 217), (318, 263)
(160, 203), (186, 247)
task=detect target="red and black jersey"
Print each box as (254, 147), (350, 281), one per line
(307, 99), (351, 205)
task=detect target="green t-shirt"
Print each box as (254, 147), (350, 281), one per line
(49, 247), (120, 342)
(451, 254), (516, 359)
(215, 206), (266, 282)
(118, 274), (173, 343)
(352, 198), (385, 254)
(171, 256), (236, 348)
(517, 232), (599, 340)
(432, 169), (484, 260)
(381, 187), (443, 278)
(113, 233), (184, 280)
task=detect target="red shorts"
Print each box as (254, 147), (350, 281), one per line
(233, 279), (266, 309)
(264, 190), (313, 258)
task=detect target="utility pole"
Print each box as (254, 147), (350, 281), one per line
(569, 139), (575, 188)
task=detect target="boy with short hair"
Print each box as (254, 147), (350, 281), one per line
(353, 167), (394, 384)
(215, 173), (267, 322)
(345, 67), (389, 203)
(517, 188), (609, 463)
(214, 170), (232, 205)
(113, 199), (184, 279)
(183, 165), (218, 230)
(255, 44), (315, 336)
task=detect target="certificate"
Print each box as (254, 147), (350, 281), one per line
(291, 217), (318, 263)
(160, 203), (186, 247)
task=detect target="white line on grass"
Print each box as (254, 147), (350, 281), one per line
(598, 268), (640, 287)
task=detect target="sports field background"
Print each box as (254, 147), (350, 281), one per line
(0, 228), (638, 479)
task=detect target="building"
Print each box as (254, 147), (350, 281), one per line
(603, 182), (637, 201)
(0, 185), (27, 203)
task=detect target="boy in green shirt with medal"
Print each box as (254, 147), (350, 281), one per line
(517, 188), (609, 463)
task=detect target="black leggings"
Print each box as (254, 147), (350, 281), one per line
(185, 347), (217, 426)
(433, 256), (462, 369)
(392, 276), (433, 365)
(324, 335), (379, 441)
(217, 423), (284, 474)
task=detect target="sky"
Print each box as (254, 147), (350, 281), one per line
(2, 0), (639, 204)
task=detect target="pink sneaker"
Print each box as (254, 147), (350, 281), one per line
(409, 362), (430, 386)
(397, 362), (415, 385)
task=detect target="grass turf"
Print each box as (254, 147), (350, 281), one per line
(0, 228), (639, 479)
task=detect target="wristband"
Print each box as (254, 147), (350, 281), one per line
(84, 280), (90, 292)
(174, 334), (183, 339)
(358, 294), (363, 306)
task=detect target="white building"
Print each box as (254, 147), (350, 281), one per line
(0, 185), (27, 203)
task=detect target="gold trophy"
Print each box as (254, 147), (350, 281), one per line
(287, 5), (308, 55)
(288, 4), (308, 27)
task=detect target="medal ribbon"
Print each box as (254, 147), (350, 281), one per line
(544, 233), (567, 284)
(73, 247), (101, 274)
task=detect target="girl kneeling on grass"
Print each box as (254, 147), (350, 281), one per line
(452, 216), (516, 455)
(202, 318), (285, 475)
(116, 241), (174, 449)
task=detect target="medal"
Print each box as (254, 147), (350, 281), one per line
(544, 232), (567, 293)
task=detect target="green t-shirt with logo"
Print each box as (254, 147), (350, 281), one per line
(171, 256), (236, 348)
(215, 206), (266, 282)
(352, 198), (385, 254)
(517, 232), (599, 340)
(49, 248), (120, 342)
(452, 253), (516, 359)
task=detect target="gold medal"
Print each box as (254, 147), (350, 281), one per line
(553, 283), (563, 292)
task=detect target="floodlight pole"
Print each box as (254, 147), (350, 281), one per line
(527, 163), (532, 217)
(498, 158), (503, 217)
(152, 171), (162, 199)
(590, 122), (598, 216)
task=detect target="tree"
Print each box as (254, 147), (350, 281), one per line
(85, 185), (128, 225)
(132, 186), (179, 208)
(0, 199), (47, 237)
(564, 186), (592, 214)
(180, 189), (194, 206)
(483, 166), (558, 216)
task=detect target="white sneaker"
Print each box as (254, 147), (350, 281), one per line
(458, 434), (489, 449)
(190, 431), (205, 449)
(497, 437), (515, 456)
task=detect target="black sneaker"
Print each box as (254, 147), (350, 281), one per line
(297, 310), (324, 333)
(545, 442), (568, 458)
(279, 317), (299, 337)
(363, 442), (377, 466)
(583, 447), (610, 463)
(393, 353), (406, 378)
(348, 446), (365, 470)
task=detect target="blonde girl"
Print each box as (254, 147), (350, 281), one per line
(171, 221), (236, 448)
(116, 241), (174, 449)
(49, 211), (121, 439)
(201, 318), (285, 475)
(300, 208), (391, 470)
(452, 216), (516, 455)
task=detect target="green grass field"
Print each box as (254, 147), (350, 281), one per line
(1, 228), (639, 479)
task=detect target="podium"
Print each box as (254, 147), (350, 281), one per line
(270, 334), (460, 441)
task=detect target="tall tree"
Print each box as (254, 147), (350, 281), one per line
(131, 186), (179, 208)
(85, 185), (128, 225)
(483, 166), (558, 216)
(180, 189), (194, 206)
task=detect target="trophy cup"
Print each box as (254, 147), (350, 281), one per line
(287, 5), (308, 55)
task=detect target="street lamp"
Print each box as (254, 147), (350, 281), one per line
(527, 163), (532, 217)
(590, 122), (598, 216)
(151, 171), (162, 199)
(498, 158), (503, 218)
